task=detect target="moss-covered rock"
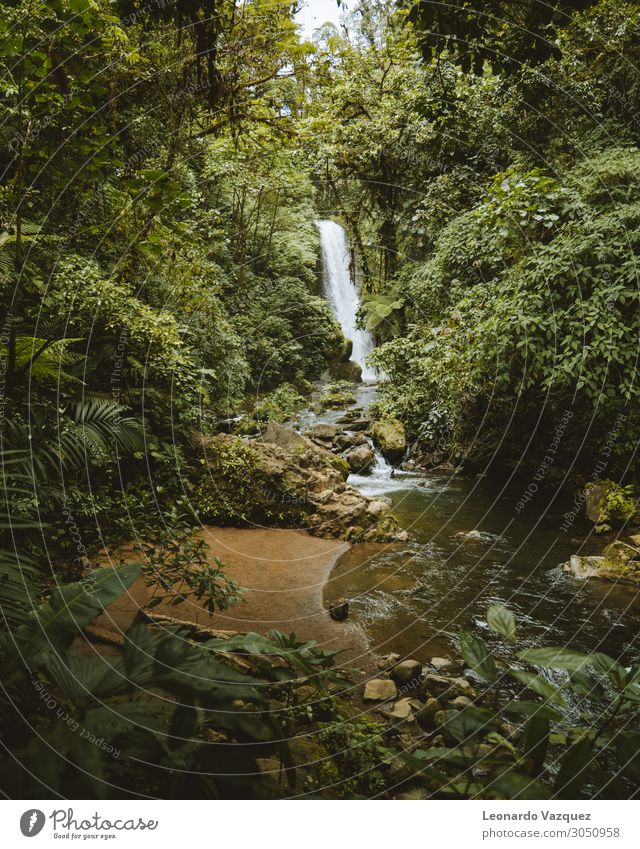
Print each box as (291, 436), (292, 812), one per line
(318, 387), (357, 410)
(194, 430), (406, 541)
(369, 418), (406, 463)
(564, 543), (640, 585)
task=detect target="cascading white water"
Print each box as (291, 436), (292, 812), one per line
(316, 219), (377, 383)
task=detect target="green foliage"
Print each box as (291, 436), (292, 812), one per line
(254, 384), (304, 423)
(403, 606), (640, 799)
(318, 380), (357, 410)
(373, 146), (640, 466)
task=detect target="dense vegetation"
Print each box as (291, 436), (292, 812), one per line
(311, 0), (640, 475)
(1, 0), (640, 799)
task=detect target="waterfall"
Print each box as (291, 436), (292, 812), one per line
(316, 219), (377, 383)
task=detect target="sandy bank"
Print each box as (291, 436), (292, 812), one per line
(92, 526), (374, 672)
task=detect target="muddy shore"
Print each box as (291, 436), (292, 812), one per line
(92, 526), (375, 674)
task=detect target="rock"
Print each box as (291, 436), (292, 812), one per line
(328, 598), (349, 621)
(369, 418), (406, 463)
(429, 657), (457, 672)
(261, 420), (310, 452)
(382, 697), (414, 720)
(346, 418), (371, 432)
(364, 678), (398, 701)
(256, 756), (282, 775)
(345, 444), (375, 473)
(565, 546), (640, 585)
(309, 423), (340, 441)
(319, 383), (357, 410)
(293, 685), (318, 704)
(419, 674), (473, 702)
(329, 360), (362, 383)
(335, 432), (367, 451)
(377, 653), (401, 670)
(391, 659), (423, 685)
(336, 410), (362, 423)
(197, 433), (406, 542)
(460, 529), (483, 541)
(366, 499), (392, 519)
(449, 696), (473, 710)
(414, 697), (442, 731)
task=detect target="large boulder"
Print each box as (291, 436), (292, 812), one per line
(565, 543), (640, 586)
(335, 432), (367, 451)
(318, 381), (357, 410)
(369, 418), (406, 463)
(345, 444), (375, 473)
(309, 423), (340, 442)
(261, 420), (309, 452)
(195, 431), (406, 542)
(347, 418), (371, 432)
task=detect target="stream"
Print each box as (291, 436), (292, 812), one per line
(303, 221), (640, 668)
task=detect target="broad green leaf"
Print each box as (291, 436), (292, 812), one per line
(521, 713), (550, 776)
(510, 669), (567, 706)
(17, 564), (140, 658)
(439, 706), (498, 743)
(504, 700), (563, 722)
(553, 737), (594, 799)
(518, 647), (591, 672)
(590, 652), (628, 688)
(487, 605), (516, 641)
(459, 630), (497, 682)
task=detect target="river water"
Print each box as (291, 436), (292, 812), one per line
(310, 221), (640, 668)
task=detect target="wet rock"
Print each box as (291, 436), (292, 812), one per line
(369, 418), (406, 463)
(328, 597), (349, 621)
(391, 659), (423, 685)
(346, 418), (371, 432)
(335, 432), (367, 451)
(364, 679), (398, 701)
(345, 444), (375, 473)
(429, 657), (457, 673)
(309, 423), (340, 441)
(564, 546), (640, 585)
